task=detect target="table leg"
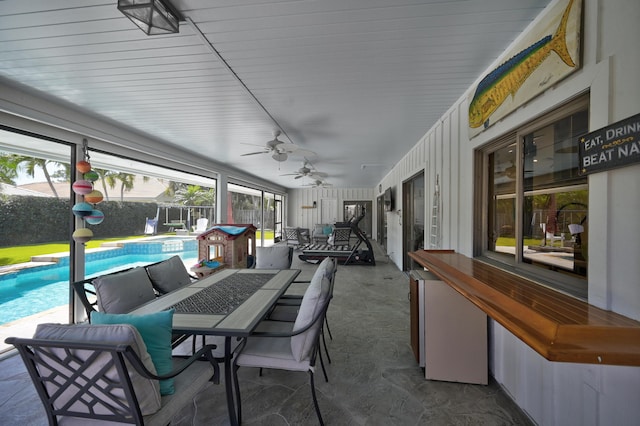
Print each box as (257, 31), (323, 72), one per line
(224, 336), (239, 426)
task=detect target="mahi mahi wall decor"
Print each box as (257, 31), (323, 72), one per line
(468, 0), (582, 137)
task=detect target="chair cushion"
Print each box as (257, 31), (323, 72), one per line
(146, 255), (192, 294)
(255, 246), (292, 269)
(91, 310), (175, 395)
(93, 267), (156, 314)
(237, 335), (311, 372)
(34, 323), (162, 416)
(290, 258), (332, 362)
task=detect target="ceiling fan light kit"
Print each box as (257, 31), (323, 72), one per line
(272, 152), (288, 162)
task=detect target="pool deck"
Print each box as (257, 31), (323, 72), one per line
(0, 305), (68, 355)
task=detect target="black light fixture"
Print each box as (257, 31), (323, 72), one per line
(117, 0), (183, 35)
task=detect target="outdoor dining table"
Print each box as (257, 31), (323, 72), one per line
(129, 267), (301, 426)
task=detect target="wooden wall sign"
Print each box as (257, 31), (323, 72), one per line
(578, 112), (640, 175)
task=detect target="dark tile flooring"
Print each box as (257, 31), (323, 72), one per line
(0, 242), (533, 425)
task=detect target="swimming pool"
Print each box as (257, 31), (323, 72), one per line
(0, 238), (197, 325)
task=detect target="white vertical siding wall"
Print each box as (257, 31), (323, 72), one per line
(287, 187), (375, 230)
(371, 0), (640, 424)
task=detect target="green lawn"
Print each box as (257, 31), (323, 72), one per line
(255, 230), (275, 240)
(496, 237), (561, 247)
(0, 235), (148, 266)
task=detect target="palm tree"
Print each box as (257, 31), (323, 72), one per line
(117, 173), (134, 201)
(92, 168), (119, 201)
(163, 180), (187, 198)
(174, 185), (209, 206)
(114, 173), (146, 202)
(0, 153), (20, 186)
(18, 156), (62, 198)
(51, 163), (71, 183)
(174, 185), (216, 224)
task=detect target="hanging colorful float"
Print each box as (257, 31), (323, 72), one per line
(71, 139), (104, 243)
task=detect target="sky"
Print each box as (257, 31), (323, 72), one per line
(14, 166), (54, 185)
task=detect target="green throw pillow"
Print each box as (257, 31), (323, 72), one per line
(91, 309), (175, 395)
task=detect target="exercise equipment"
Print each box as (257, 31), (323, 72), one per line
(299, 208), (375, 265)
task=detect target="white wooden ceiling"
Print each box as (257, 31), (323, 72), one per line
(0, 0), (551, 189)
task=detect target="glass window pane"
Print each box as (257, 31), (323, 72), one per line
(521, 109), (588, 277)
(262, 192), (276, 246)
(522, 187), (588, 276)
(489, 143), (516, 256)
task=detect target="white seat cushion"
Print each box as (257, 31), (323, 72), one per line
(236, 335), (311, 372)
(290, 260), (331, 362)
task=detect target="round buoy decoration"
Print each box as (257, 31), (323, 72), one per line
(83, 170), (99, 182)
(72, 202), (94, 217)
(76, 160), (92, 173)
(85, 209), (105, 225)
(74, 143), (106, 244)
(72, 228), (94, 243)
(72, 179), (93, 195)
(84, 190), (104, 204)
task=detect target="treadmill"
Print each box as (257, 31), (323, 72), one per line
(299, 208), (375, 265)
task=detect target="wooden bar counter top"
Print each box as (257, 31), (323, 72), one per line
(408, 250), (640, 366)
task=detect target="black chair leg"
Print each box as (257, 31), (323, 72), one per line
(232, 363), (242, 424)
(321, 329), (331, 364)
(325, 317), (333, 340)
(309, 370), (325, 426)
(317, 346), (329, 383)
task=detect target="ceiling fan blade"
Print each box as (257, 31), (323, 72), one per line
(289, 148), (317, 158)
(241, 151), (267, 156)
(277, 143), (299, 153)
(278, 145), (316, 156)
(294, 175), (303, 179)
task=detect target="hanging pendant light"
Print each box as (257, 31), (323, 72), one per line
(117, 0), (183, 35)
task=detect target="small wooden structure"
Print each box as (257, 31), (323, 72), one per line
(196, 224), (256, 269)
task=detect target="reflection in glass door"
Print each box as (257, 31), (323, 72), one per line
(274, 196), (283, 243)
(343, 200), (372, 237)
(402, 171), (425, 271)
(377, 195), (386, 251)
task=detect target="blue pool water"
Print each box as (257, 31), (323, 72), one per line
(0, 238), (198, 325)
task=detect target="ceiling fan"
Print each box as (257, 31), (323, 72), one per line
(281, 161), (328, 180)
(241, 130), (316, 162)
(303, 179), (332, 188)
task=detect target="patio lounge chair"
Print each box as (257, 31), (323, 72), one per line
(193, 217), (209, 233)
(144, 218), (158, 235)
